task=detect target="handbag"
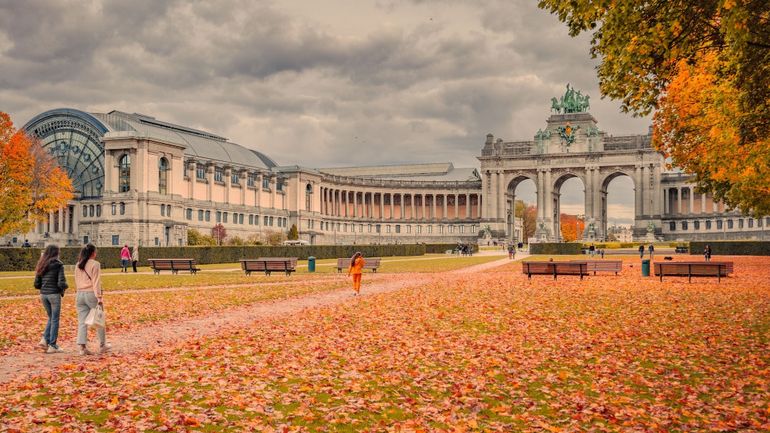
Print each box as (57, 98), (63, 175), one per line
(84, 304), (106, 328)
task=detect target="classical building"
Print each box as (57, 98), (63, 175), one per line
(5, 88), (766, 247)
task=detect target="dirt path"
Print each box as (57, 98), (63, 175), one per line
(0, 257), (514, 384)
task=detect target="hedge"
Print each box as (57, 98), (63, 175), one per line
(529, 243), (583, 255)
(0, 243), (468, 272)
(688, 241), (770, 256)
(424, 243), (479, 254)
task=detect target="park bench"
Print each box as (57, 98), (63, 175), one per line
(522, 261), (588, 280)
(654, 261), (734, 282)
(148, 258), (200, 275)
(571, 260), (623, 275)
(336, 257), (382, 273)
(674, 246), (688, 254)
(240, 257), (297, 276)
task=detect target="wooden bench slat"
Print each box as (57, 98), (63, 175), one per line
(148, 258), (200, 275)
(522, 261), (588, 280)
(240, 258), (297, 275)
(654, 261), (733, 282)
(336, 257), (382, 273)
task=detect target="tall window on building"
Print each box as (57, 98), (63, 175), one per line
(186, 208), (192, 220)
(119, 202), (125, 215)
(118, 154), (131, 192)
(231, 172), (239, 185)
(214, 168), (224, 183)
(305, 184), (313, 211)
(158, 157), (169, 195)
(205, 210), (211, 222)
(198, 210), (204, 221)
(262, 177), (270, 189)
(196, 164), (206, 180)
(247, 174), (256, 187)
(111, 203), (116, 215)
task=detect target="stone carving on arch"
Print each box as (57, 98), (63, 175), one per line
(552, 169), (586, 191)
(506, 171), (537, 192)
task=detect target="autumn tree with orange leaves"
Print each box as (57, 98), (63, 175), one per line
(0, 112), (73, 237)
(539, 0), (770, 216)
(560, 213), (585, 242)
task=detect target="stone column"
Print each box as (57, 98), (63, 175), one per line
(465, 193), (470, 219)
(536, 169), (545, 221)
(689, 188), (695, 215)
(584, 167), (594, 222)
(700, 192), (706, 214)
(240, 171), (246, 206)
(544, 169), (553, 234)
(653, 165), (662, 216)
(443, 194), (448, 220)
(482, 171), (491, 219)
(400, 194), (405, 219)
(431, 194), (437, 220)
(389, 193), (395, 220)
(353, 191), (358, 218)
(634, 165), (643, 218)
(206, 164), (214, 202)
(410, 194), (415, 220)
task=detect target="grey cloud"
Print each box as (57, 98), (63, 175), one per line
(0, 0), (649, 223)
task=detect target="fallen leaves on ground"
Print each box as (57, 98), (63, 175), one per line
(0, 257), (767, 432)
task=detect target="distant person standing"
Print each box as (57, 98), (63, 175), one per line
(638, 245), (645, 258)
(648, 244), (655, 260)
(704, 244), (712, 262)
(34, 245), (68, 353)
(347, 252), (366, 296)
(22, 239), (31, 248)
(119, 244), (131, 272)
(600, 249), (605, 259)
(589, 244), (595, 257)
(508, 245), (515, 259)
(131, 245), (139, 273)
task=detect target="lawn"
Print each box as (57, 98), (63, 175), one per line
(1, 257), (768, 431)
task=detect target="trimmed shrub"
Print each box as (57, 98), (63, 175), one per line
(689, 241), (770, 256)
(0, 243), (454, 272)
(530, 243), (583, 255)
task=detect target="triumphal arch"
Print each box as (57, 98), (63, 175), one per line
(479, 85), (664, 241)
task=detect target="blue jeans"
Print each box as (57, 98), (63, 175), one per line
(76, 291), (106, 346)
(41, 293), (62, 347)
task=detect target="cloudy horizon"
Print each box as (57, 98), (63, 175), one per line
(0, 0), (643, 225)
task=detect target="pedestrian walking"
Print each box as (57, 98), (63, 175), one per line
(638, 245), (645, 258)
(74, 244), (109, 355)
(704, 244), (712, 262)
(589, 244), (596, 257)
(131, 245), (139, 273)
(119, 244), (131, 272)
(347, 252), (366, 296)
(34, 245), (68, 353)
(600, 249), (605, 259)
(648, 244), (655, 260)
(508, 244), (515, 259)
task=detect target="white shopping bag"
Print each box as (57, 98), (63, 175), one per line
(84, 304), (106, 328)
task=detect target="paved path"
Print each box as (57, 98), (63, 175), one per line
(0, 256), (517, 384)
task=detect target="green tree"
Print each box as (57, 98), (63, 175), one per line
(287, 224), (299, 240)
(187, 228), (216, 246)
(539, 0), (770, 215)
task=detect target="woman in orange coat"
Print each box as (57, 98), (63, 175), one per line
(347, 252), (366, 295)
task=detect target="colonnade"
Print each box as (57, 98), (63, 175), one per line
(34, 205), (77, 236)
(318, 188), (481, 221)
(662, 186), (724, 215)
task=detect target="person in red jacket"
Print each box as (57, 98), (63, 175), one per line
(347, 252), (366, 296)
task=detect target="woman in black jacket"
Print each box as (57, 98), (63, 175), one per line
(34, 245), (68, 353)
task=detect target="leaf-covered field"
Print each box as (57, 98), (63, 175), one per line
(0, 255), (501, 297)
(1, 256), (768, 432)
(0, 279), (351, 351)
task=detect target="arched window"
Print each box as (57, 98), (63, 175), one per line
(119, 202), (126, 215)
(96, 205), (102, 217)
(159, 157), (169, 195)
(89, 205), (95, 217)
(118, 154), (131, 193)
(305, 183), (313, 211)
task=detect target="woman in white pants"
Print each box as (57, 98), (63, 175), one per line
(74, 244), (109, 355)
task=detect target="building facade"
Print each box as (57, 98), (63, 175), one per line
(5, 91), (766, 247)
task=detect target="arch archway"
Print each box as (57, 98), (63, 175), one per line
(505, 175), (537, 243)
(600, 171), (636, 241)
(553, 173), (586, 242)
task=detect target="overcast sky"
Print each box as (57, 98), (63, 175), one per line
(0, 0), (647, 225)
